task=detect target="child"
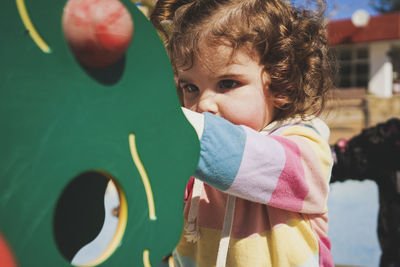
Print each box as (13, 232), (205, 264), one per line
(150, 0), (334, 266)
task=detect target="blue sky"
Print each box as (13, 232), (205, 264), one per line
(292, 0), (379, 20)
(328, 0), (379, 20)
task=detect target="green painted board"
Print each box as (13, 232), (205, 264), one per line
(0, 0), (199, 266)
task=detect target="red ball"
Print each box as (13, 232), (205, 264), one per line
(62, 0), (134, 68)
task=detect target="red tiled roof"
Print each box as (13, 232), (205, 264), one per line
(327, 12), (400, 46)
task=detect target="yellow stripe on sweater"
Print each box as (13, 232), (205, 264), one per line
(176, 218), (318, 267)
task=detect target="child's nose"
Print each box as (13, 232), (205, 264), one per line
(197, 90), (218, 114)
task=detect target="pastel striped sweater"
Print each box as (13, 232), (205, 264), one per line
(174, 111), (334, 267)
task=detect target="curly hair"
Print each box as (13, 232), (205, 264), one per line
(150, 0), (335, 121)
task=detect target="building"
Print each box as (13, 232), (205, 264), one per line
(327, 11), (400, 97)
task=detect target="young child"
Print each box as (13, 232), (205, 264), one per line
(151, 0), (334, 266)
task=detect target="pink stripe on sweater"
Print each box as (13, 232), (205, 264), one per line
(319, 235), (334, 267)
(228, 127), (286, 203)
(186, 184), (272, 238)
(268, 136), (309, 211)
(285, 135), (329, 213)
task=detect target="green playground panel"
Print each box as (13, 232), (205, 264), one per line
(0, 0), (199, 266)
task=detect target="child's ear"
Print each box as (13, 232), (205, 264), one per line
(261, 70), (289, 109)
(261, 70), (291, 110)
(262, 70), (271, 88)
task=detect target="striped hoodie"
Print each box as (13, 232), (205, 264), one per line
(175, 111), (334, 267)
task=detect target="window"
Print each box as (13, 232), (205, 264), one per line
(332, 46), (370, 88)
(390, 46), (400, 81)
(391, 46), (400, 94)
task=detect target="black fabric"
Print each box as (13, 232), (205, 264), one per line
(331, 118), (400, 267)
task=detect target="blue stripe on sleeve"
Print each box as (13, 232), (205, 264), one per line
(194, 113), (246, 191)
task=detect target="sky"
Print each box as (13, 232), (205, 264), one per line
(292, 0), (379, 20)
(328, 0), (379, 20)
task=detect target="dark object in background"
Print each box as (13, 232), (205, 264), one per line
(332, 118), (400, 180)
(331, 118), (400, 267)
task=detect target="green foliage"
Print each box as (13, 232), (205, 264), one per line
(369, 0), (400, 13)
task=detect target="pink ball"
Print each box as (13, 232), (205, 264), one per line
(62, 0), (134, 68)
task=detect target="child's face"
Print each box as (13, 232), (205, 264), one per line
(177, 44), (275, 131)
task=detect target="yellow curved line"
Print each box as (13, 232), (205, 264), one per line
(16, 0), (51, 53)
(143, 250), (152, 267)
(129, 133), (157, 220)
(168, 256), (176, 267)
(84, 175), (128, 267)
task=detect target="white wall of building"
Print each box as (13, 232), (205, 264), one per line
(369, 42), (393, 97)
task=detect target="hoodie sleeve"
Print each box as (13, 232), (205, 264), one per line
(184, 109), (333, 214)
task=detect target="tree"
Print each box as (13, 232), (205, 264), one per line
(369, 0), (400, 13)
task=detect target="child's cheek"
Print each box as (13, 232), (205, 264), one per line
(222, 100), (267, 131)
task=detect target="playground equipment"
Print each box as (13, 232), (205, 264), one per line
(0, 0), (199, 266)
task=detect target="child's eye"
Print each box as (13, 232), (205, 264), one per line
(182, 84), (199, 93)
(218, 80), (241, 90)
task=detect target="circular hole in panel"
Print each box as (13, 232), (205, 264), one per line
(53, 171), (127, 266)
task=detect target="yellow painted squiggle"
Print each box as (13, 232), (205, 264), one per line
(143, 250), (151, 267)
(16, 0), (51, 53)
(143, 250), (175, 267)
(129, 133), (157, 220)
